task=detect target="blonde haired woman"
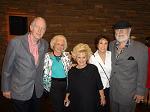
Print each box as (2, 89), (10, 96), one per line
(64, 43), (105, 112)
(43, 35), (71, 112)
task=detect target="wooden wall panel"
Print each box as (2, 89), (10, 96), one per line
(0, 0), (150, 71)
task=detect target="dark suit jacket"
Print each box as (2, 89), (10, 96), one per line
(109, 39), (148, 104)
(1, 33), (48, 101)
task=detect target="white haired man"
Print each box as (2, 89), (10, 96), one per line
(1, 17), (48, 112)
(109, 21), (148, 112)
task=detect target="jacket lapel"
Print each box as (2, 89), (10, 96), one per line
(114, 40), (134, 61)
(38, 40), (44, 66)
(21, 33), (35, 66)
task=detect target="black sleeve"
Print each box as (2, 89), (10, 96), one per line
(66, 68), (73, 93)
(93, 65), (103, 90)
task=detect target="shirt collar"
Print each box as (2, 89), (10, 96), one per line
(115, 39), (130, 49)
(28, 33), (40, 47)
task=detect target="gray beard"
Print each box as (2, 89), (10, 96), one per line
(116, 36), (130, 42)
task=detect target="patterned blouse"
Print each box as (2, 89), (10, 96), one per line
(43, 52), (72, 92)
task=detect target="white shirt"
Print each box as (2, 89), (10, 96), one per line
(89, 50), (111, 89)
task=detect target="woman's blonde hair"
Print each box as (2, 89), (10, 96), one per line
(71, 43), (93, 61)
(50, 35), (67, 50)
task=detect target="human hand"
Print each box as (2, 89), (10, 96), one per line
(71, 64), (77, 67)
(3, 91), (11, 99)
(100, 96), (106, 106)
(64, 98), (70, 107)
(133, 95), (144, 103)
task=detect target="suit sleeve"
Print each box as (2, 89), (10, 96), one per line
(109, 41), (113, 51)
(136, 45), (148, 95)
(1, 40), (16, 92)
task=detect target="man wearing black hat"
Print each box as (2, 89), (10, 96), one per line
(109, 21), (148, 112)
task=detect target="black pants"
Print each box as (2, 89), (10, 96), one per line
(50, 78), (67, 112)
(12, 89), (40, 112)
(100, 88), (110, 112)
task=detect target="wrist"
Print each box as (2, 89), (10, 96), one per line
(101, 95), (105, 99)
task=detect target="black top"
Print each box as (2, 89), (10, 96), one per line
(67, 64), (103, 112)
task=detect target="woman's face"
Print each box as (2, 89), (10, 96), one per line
(97, 38), (108, 53)
(76, 52), (87, 67)
(53, 38), (65, 53)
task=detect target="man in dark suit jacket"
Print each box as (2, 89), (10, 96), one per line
(1, 17), (48, 112)
(109, 21), (148, 112)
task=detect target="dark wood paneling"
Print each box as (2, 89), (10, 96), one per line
(0, 0), (150, 71)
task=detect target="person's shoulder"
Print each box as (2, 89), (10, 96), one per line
(41, 38), (48, 46)
(87, 64), (99, 73)
(109, 40), (117, 49)
(110, 40), (116, 44)
(106, 50), (111, 54)
(132, 40), (147, 49)
(39, 39), (49, 51)
(69, 66), (76, 73)
(89, 51), (94, 59)
(9, 34), (27, 45)
(45, 52), (53, 57)
(87, 64), (97, 69)
(90, 50), (98, 58)
(41, 38), (48, 43)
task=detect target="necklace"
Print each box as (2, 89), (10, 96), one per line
(53, 52), (62, 62)
(55, 56), (61, 62)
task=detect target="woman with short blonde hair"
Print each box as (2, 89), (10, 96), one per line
(64, 43), (105, 112)
(71, 43), (92, 61)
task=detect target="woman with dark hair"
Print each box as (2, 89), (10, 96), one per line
(89, 35), (111, 112)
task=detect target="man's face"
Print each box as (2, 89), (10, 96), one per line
(30, 19), (46, 41)
(115, 28), (131, 42)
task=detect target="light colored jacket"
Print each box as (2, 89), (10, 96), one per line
(43, 52), (72, 92)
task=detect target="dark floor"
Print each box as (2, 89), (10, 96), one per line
(0, 92), (150, 112)
(0, 92), (52, 112)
